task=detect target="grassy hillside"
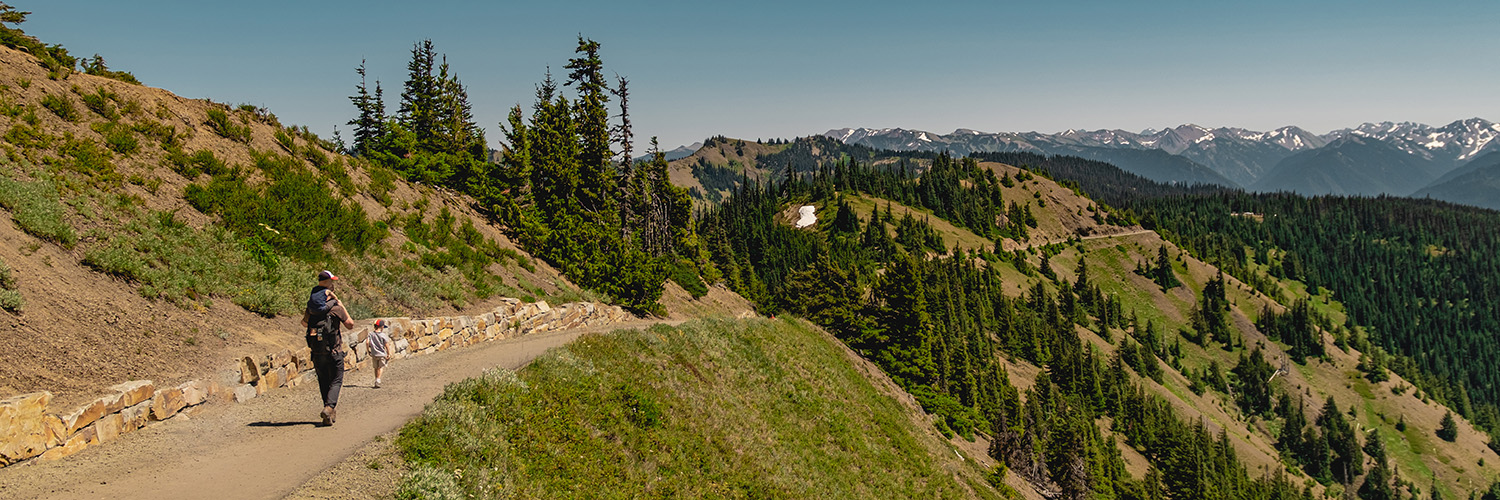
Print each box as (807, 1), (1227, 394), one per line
(395, 318), (1007, 499)
(0, 43), (608, 407)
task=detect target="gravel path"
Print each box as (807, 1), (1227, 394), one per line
(0, 319), (676, 500)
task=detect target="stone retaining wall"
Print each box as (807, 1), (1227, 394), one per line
(0, 298), (630, 467)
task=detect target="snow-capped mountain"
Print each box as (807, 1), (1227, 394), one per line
(824, 119), (1496, 194)
(1322, 118), (1500, 167)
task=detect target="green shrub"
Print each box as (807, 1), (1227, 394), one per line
(83, 208), (312, 313)
(58, 134), (118, 184)
(273, 129), (294, 152)
(0, 257), (17, 312)
(0, 257), (15, 289)
(5, 123), (54, 149)
(0, 175), (77, 247)
(367, 165), (397, 206)
(40, 94), (78, 122)
(120, 99), (142, 117)
(205, 108), (251, 143)
(164, 148), (227, 179)
(668, 258), (708, 299)
(91, 122), (139, 156)
(0, 289), (21, 312)
(77, 87), (119, 120)
(185, 154), (385, 260)
(130, 120), (179, 147)
(0, 96), (22, 118)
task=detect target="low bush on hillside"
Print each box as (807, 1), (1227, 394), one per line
(76, 86), (119, 120)
(0, 257), (21, 312)
(0, 95), (24, 118)
(129, 120), (180, 148)
(205, 108), (251, 143)
(395, 319), (996, 499)
(90, 121), (138, 156)
(366, 165), (397, 206)
(5, 122), (53, 149)
(82, 209), (312, 314)
(39, 94), (78, 122)
(163, 148), (226, 179)
(184, 151), (385, 260)
(668, 257), (708, 298)
(0, 173), (77, 247)
(56, 133), (120, 187)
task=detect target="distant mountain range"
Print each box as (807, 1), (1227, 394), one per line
(1413, 151), (1500, 210)
(632, 142), (702, 163)
(822, 119), (1500, 206)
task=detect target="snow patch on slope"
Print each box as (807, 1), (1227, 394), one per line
(795, 206), (817, 228)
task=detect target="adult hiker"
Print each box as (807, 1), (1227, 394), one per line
(302, 270), (354, 426)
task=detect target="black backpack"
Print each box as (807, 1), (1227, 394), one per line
(306, 311), (344, 357)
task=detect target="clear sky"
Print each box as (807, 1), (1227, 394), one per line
(21, 0), (1500, 151)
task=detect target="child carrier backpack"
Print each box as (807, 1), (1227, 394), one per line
(306, 311), (344, 357)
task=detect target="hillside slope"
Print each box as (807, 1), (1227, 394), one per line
(0, 44), (739, 409)
(1413, 154), (1500, 210)
(687, 138), (1499, 498)
(394, 318), (1009, 499)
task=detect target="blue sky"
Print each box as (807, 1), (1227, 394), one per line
(23, 0), (1500, 151)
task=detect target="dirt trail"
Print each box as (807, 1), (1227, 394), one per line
(1008, 228), (1154, 251)
(0, 319), (677, 500)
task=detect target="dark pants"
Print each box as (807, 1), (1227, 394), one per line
(313, 350), (345, 408)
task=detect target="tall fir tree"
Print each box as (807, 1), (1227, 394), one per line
(399, 39), (440, 152)
(347, 59), (386, 156)
(872, 252), (935, 388)
(564, 37), (618, 224)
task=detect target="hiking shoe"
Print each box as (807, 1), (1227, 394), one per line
(321, 406), (333, 427)
(374, 379), (382, 388)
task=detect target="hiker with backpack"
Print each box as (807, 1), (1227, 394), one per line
(303, 270), (354, 426)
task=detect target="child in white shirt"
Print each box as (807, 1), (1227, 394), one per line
(368, 319), (394, 388)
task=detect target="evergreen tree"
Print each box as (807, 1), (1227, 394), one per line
(1316, 397), (1362, 484)
(872, 253), (935, 388)
(399, 40), (441, 152)
(1277, 394), (1306, 454)
(564, 36), (618, 222)
(1231, 349), (1275, 416)
(347, 59), (385, 156)
(1153, 246), (1180, 290)
(1438, 411), (1459, 442)
(610, 75), (634, 168)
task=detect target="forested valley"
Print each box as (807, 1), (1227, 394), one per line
(344, 36), (1500, 500)
(971, 151), (1500, 454)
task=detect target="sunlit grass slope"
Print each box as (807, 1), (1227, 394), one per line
(395, 318), (1002, 499)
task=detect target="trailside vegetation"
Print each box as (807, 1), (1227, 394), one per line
(347, 38), (696, 313)
(396, 319), (1002, 499)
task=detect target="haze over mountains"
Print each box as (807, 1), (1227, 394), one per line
(824, 119), (1500, 208)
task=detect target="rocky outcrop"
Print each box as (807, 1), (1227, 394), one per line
(0, 299), (630, 468)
